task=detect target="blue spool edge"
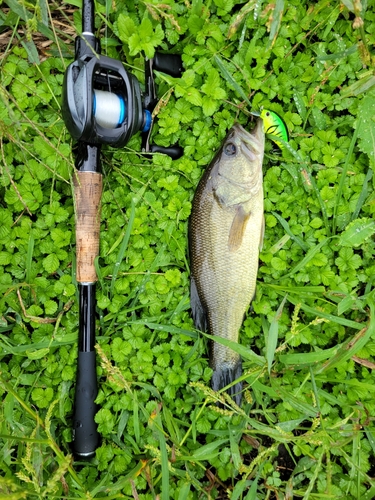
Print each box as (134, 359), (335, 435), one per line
(142, 110), (152, 133)
(118, 96), (125, 126)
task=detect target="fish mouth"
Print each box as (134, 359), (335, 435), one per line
(231, 120), (264, 161)
(233, 120), (264, 142)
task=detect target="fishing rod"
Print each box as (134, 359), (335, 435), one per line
(62, 0), (183, 457)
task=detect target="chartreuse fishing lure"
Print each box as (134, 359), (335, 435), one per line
(260, 109), (289, 150)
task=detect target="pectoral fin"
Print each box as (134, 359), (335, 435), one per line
(228, 206), (251, 252)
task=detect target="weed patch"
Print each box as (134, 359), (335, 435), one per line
(1, 0), (375, 498)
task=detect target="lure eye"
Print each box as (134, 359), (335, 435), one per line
(224, 142), (237, 156)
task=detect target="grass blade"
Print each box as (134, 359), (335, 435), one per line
(245, 477), (259, 500)
(229, 426), (242, 470)
(315, 301), (375, 374)
(214, 54), (252, 108)
(279, 345), (340, 366)
(281, 161), (299, 185)
(110, 198), (136, 297)
(133, 395), (140, 444)
(315, 317), (374, 374)
(269, 234), (291, 254)
(351, 168), (373, 221)
(309, 367), (321, 414)
(283, 236), (332, 278)
(286, 294), (365, 330)
(265, 283), (325, 295)
(268, 0), (285, 47)
(302, 452), (323, 499)
(156, 415), (170, 500)
(21, 39), (40, 64)
(227, 0), (257, 39)
(267, 295), (287, 374)
(163, 405), (181, 443)
(317, 44), (358, 61)
(332, 119), (360, 234)
(38, 0), (49, 27)
(26, 235), (35, 286)
(132, 321), (198, 339)
(232, 479), (252, 500)
(275, 387), (318, 417)
(200, 331), (266, 366)
(341, 72), (375, 98)
(308, 173), (331, 236)
(364, 427), (375, 456)
(178, 482), (191, 500)
(339, 217), (375, 247)
(293, 91), (307, 121)
(272, 211), (309, 251)
(187, 438), (228, 461)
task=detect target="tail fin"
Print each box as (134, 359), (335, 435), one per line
(211, 359), (242, 406)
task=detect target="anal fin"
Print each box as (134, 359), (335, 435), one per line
(190, 276), (208, 332)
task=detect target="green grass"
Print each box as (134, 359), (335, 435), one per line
(1, 0), (375, 498)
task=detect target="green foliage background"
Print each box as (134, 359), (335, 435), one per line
(1, 0), (375, 498)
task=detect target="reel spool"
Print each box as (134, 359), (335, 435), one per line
(93, 90), (125, 129)
(92, 90), (152, 132)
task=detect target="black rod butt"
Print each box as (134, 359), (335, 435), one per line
(72, 350), (100, 457)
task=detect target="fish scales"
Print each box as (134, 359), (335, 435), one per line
(189, 120), (265, 405)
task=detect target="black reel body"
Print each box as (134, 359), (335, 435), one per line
(62, 33), (183, 157)
(62, 52), (144, 148)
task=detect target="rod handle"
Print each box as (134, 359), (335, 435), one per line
(72, 350), (100, 457)
(74, 171), (103, 283)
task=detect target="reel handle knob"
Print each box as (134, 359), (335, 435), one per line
(152, 52), (183, 78)
(149, 144), (183, 160)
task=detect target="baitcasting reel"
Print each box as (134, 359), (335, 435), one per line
(62, 31), (183, 158)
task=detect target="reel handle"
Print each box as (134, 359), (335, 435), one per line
(142, 53), (184, 159)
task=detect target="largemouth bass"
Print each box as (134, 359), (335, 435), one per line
(189, 120), (265, 405)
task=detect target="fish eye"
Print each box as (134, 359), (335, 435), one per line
(224, 142), (237, 156)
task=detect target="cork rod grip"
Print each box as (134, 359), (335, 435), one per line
(74, 171), (103, 283)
